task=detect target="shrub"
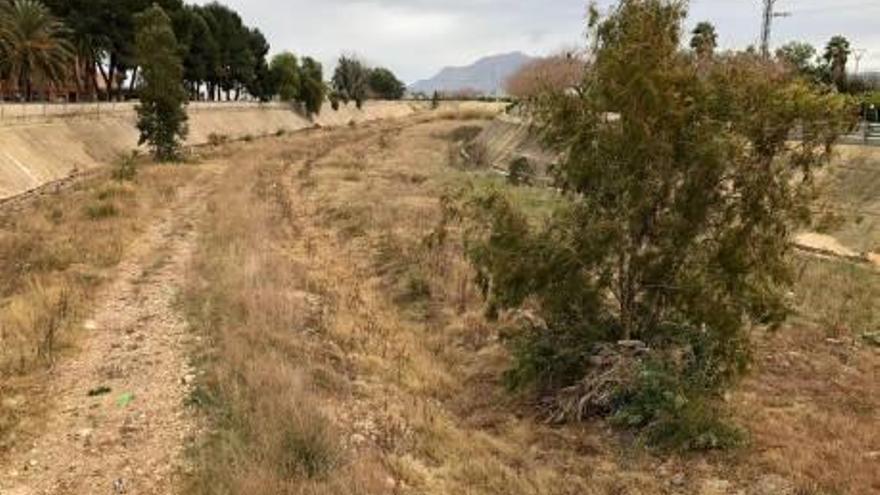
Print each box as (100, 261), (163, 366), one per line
(447, 125), (483, 142)
(84, 202), (119, 220)
(134, 5), (188, 162)
(459, 0), (850, 449)
(507, 157), (534, 186)
(112, 152), (138, 182)
(207, 133), (228, 146)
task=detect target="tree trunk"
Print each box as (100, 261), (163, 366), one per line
(96, 60), (110, 101)
(129, 66), (139, 93)
(107, 55), (116, 101)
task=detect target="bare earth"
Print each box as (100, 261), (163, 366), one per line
(0, 165), (221, 495)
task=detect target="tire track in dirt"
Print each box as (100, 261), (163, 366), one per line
(0, 164), (223, 495)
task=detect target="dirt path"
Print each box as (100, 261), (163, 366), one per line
(0, 164), (222, 495)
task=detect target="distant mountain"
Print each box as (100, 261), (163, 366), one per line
(410, 52), (535, 97)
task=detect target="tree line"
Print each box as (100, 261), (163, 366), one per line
(688, 22), (865, 95)
(0, 0), (408, 104)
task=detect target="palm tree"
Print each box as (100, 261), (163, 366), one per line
(690, 21), (718, 59)
(823, 35), (851, 92)
(0, 0), (73, 101)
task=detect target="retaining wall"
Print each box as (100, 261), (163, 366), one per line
(0, 101), (423, 199)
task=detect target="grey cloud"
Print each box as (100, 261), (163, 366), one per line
(194, 0), (880, 83)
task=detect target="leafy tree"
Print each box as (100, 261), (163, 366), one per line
(245, 28), (272, 101)
(199, 3), (255, 100)
(461, 0), (849, 444)
(367, 67), (405, 99)
(689, 21), (717, 59)
(0, 0), (73, 101)
(775, 41), (817, 78)
(299, 56), (325, 116)
(174, 5), (219, 99)
(42, 0), (111, 100)
(134, 4), (187, 161)
(823, 35), (851, 92)
(332, 55), (368, 109)
(270, 51), (299, 102)
(506, 51), (586, 100)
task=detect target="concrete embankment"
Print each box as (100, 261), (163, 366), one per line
(474, 114), (556, 175)
(0, 101), (422, 200)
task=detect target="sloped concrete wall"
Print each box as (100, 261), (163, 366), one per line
(475, 114), (557, 175)
(0, 101), (423, 199)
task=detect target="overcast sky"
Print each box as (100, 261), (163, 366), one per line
(194, 0), (880, 84)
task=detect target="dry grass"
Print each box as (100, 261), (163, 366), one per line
(181, 114), (880, 495)
(0, 162), (199, 451)
(813, 145), (880, 252)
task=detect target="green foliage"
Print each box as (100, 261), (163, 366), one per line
(299, 57), (326, 116)
(84, 202), (119, 220)
(507, 157), (534, 186)
(689, 21), (717, 59)
(270, 51), (300, 102)
(611, 359), (744, 451)
(367, 67), (406, 100)
(460, 0), (852, 446)
(776, 41), (819, 80)
(823, 35), (851, 92)
(332, 56), (368, 109)
(134, 4), (188, 161)
(112, 152), (139, 182)
(0, 0), (74, 101)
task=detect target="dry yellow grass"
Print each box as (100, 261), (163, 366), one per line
(180, 114), (880, 495)
(0, 161), (200, 452)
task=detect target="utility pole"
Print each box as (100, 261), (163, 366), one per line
(760, 0), (791, 58)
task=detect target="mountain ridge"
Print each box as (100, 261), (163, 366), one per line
(410, 52), (535, 96)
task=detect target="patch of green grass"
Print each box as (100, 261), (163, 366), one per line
(456, 172), (561, 225)
(84, 202), (119, 220)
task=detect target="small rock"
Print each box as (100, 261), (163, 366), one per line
(8, 469), (19, 477)
(866, 451), (880, 460)
(385, 476), (396, 489)
(83, 320), (98, 331)
(671, 473), (686, 486)
(182, 374), (196, 385)
(350, 433), (367, 446)
(28, 459), (38, 468)
(76, 428), (94, 439)
(754, 474), (793, 495)
(699, 478), (731, 495)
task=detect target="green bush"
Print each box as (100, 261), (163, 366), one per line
(456, 0), (849, 451)
(611, 358), (744, 451)
(84, 202), (119, 220)
(507, 157), (534, 186)
(111, 153), (138, 182)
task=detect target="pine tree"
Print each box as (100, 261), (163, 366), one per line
(134, 4), (188, 161)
